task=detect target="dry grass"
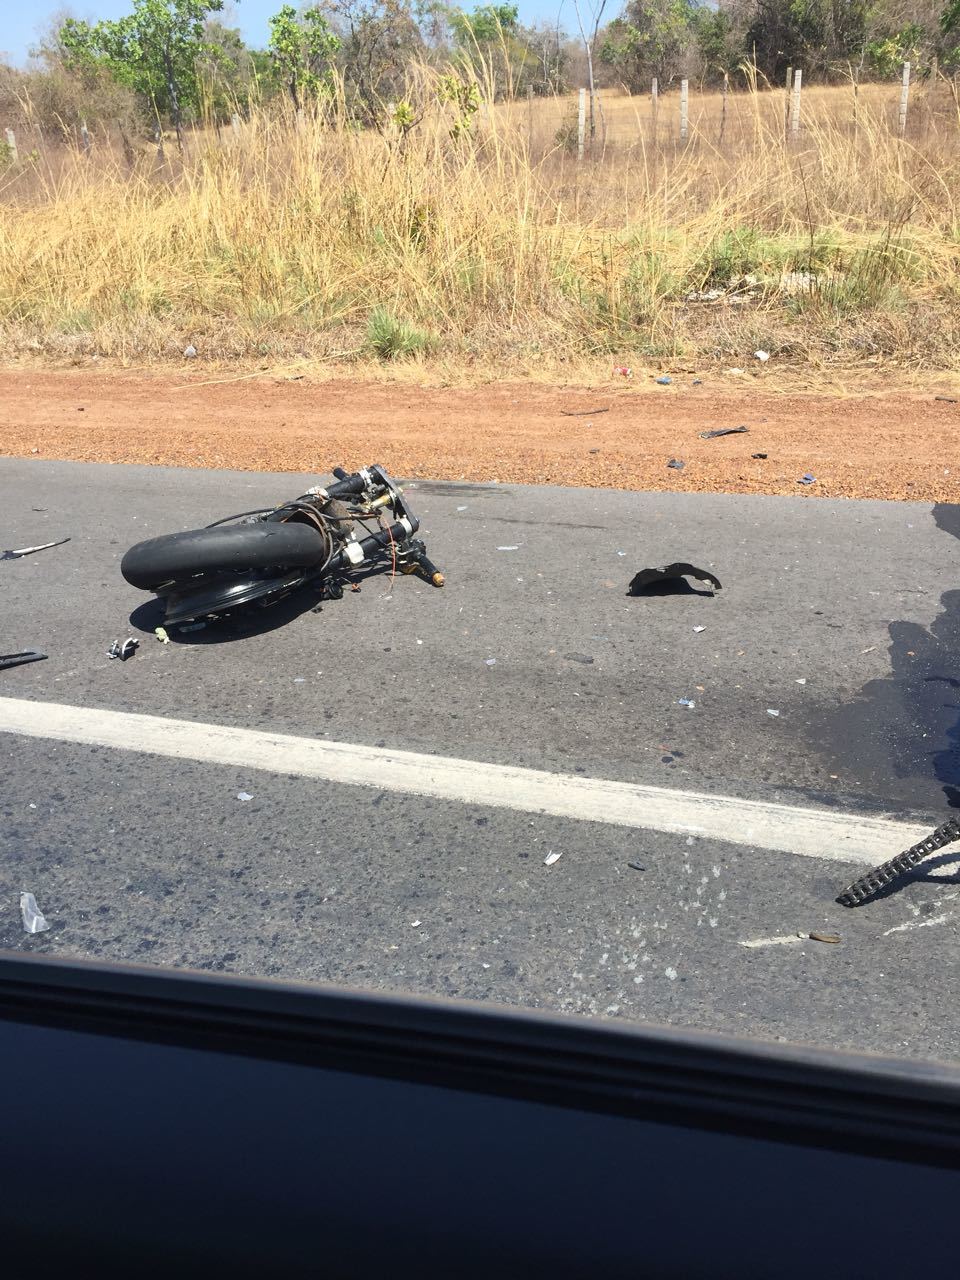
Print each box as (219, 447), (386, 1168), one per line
(1, 68), (959, 379)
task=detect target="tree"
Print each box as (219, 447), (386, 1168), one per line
(451, 3), (519, 43)
(323, 0), (425, 124)
(571, 0), (607, 144)
(60, 0), (225, 150)
(600, 0), (697, 92)
(197, 18), (258, 118)
(692, 7), (740, 81)
(451, 4), (547, 96)
(267, 5), (341, 113)
(518, 20), (568, 94)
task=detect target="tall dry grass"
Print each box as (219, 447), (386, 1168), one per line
(1, 67), (959, 375)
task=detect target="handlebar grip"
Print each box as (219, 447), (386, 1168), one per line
(324, 472), (366, 499)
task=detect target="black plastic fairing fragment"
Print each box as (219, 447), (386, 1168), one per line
(0, 650), (48, 670)
(628, 563), (722, 595)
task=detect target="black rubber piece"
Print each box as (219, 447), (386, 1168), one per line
(121, 522), (327, 590)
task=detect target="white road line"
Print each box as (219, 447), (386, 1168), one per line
(0, 696), (931, 867)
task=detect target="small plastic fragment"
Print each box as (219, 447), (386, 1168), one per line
(612, 365), (633, 378)
(655, 375), (672, 385)
(692, 378), (703, 385)
(456, 505), (468, 511)
(564, 653), (594, 664)
(237, 791), (253, 801)
(107, 637), (139, 661)
(0, 650), (47, 670)
(484, 658), (497, 666)
(667, 458), (685, 470)
(2, 536), (71, 560)
(678, 697), (696, 708)
(154, 626), (170, 644)
(751, 452), (768, 459)
(411, 919), (422, 927)
(627, 861), (646, 872)
(700, 426), (748, 440)
(497, 545), (520, 551)
(767, 708), (780, 717)
(692, 625), (706, 633)
(754, 350), (770, 362)
(809, 931), (841, 944)
(795, 678), (807, 685)
(798, 473), (816, 485)
(183, 344), (197, 358)
(544, 850), (563, 866)
(20, 892), (50, 934)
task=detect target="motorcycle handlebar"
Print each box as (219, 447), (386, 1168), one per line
(324, 472), (367, 500)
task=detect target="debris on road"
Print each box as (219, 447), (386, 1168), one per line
(809, 931), (841, 944)
(497, 545), (520, 551)
(837, 814), (960, 907)
(456, 505), (468, 511)
(655, 375), (673, 386)
(154, 627), (170, 644)
(798, 473), (817, 485)
(0, 650), (47, 671)
(564, 653), (594, 664)
(411, 919), (422, 927)
(560, 406), (610, 417)
(484, 658), (497, 666)
(678, 698), (696, 708)
(740, 933), (806, 949)
(754, 350), (770, 362)
(237, 791), (253, 801)
(699, 426), (749, 440)
(766, 708), (780, 717)
(544, 850), (563, 866)
(692, 625), (706, 633)
(667, 458), (685, 470)
(20, 892), (50, 935)
(2, 536), (71, 561)
(107, 638), (138, 661)
(628, 861), (646, 871)
(796, 677), (807, 685)
(628, 563), (722, 595)
(751, 452), (768, 459)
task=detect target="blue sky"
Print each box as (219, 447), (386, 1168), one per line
(1, 0), (575, 65)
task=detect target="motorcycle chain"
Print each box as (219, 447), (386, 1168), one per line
(836, 817), (960, 907)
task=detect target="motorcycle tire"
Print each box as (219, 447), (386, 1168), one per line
(121, 522), (328, 591)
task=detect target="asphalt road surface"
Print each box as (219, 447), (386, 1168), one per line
(2, 459), (959, 1063)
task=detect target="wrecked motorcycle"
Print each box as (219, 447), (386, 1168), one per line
(121, 465), (442, 624)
